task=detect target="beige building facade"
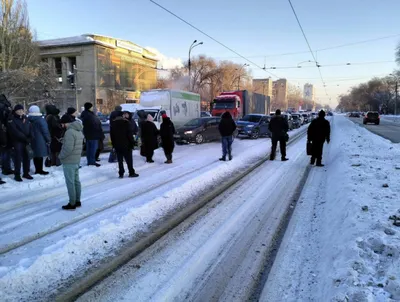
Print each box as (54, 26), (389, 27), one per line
(39, 34), (158, 113)
(272, 78), (288, 111)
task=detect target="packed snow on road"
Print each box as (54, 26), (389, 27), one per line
(262, 116), (400, 302)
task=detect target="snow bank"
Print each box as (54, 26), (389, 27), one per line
(262, 116), (400, 301)
(0, 126), (307, 301)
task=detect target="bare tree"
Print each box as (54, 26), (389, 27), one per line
(287, 83), (302, 110)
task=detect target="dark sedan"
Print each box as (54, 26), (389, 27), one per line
(174, 117), (237, 144)
(236, 114), (270, 139)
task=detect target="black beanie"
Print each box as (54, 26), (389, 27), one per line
(67, 107), (77, 115)
(84, 102), (93, 110)
(14, 104), (24, 111)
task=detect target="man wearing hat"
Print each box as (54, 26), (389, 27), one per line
(7, 104), (34, 181)
(60, 107), (78, 124)
(307, 110), (331, 167)
(80, 102), (103, 167)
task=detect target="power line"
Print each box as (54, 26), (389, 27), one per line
(213, 33), (400, 59)
(149, 0), (278, 78)
(287, 0), (328, 96)
(265, 60), (396, 70)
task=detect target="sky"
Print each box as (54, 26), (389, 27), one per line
(26, 0), (400, 107)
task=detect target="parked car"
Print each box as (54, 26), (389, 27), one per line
(201, 111), (212, 117)
(363, 111), (380, 125)
(311, 112), (318, 120)
(174, 117), (238, 144)
(349, 112), (361, 118)
(291, 114), (302, 129)
(327, 111), (334, 116)
(282, 113), (294, 130)
(236, 114), (270, 139)
(302, 113), (311, 123)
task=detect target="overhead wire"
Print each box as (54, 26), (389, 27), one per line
(287, 0), (328, 95)
(148, 0), (278, 78)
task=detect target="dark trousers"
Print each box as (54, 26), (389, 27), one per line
(271, 137), (286, 159)
(95, 140), (103, 160)
(1, 148), (13, 172)
(116, 148), (135, 176)
(221, 136), (233, 157)
(14, 142), (30, 176)
(146, 149), (154, 162)
(86, 140), (98, 165)
(33, 157), (45, 173)
(51, 152), (61, 166)
(164, 152), (172, 161)
(311, 141), (324, 163)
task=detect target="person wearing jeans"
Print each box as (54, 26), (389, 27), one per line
(59, 119), (84, 210)
(80, 102), (103, 167)
(218, 111), (237, 161)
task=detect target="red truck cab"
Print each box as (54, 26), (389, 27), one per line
(211, 90), (245, 119)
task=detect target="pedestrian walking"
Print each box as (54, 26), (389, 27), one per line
(307, 110), (331, 167)
(60, 107), (77, 124)
(0, 94), (14, 175)
(59, 119), (84, 210)
(45, 104), (63, 166)
(160, 114), (175, 164)
(218, 111), (237, 161)
(28, 105), (51, 175)
(268, 109), (289, 161)
(80, 102), (103, 167)
(140, 114), (159, 163)
(110, 111), (139, 178)
(7, 105), (34, 182)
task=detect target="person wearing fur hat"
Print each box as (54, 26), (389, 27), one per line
(159, 113), (175, 164)
(7, 105), (34, 181)
(80, 102), (103, 167)
(28, 105), (51, 175)
(140, 114), (159, 163)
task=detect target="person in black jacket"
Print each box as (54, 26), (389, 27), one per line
(8, 105), (34, 181)
(110, 111), (138, 178)
(268, 109), (289, 161)
(45, 104), (64, 166)
(160, 114), (175, 164)
(218, 111), (237, 161)
(0, 94), (13, 176)
(141, 114), (159, 163)
(307, 110), (331, 167)
(0, 120), (7, 184)
(80, 102), (103, 167)
(60, 107), (77, 124)
(109, 105), (122, 125)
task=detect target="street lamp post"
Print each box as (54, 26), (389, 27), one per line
(188, 40), (203, 91)
(236, 63), (249, 90)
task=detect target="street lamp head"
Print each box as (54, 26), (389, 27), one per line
(193, 40), (197, 44)
(199, 42), (204, 45)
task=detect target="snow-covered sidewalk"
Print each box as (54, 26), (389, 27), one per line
(0, 125), (306, 301)
(261, 116), (400, 301)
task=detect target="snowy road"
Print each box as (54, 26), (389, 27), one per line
(76, 135), (311, 302)
(350, 116), (400, 143)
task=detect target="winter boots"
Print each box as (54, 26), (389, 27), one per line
(165, 160), (173, 164)
(0, 178), (5, 185)
(310, 157), (315, 165)
(62, 203), (76, 210)
(219, 156), (226, 161)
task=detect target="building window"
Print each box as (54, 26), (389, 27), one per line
(68, 57), (76, 72)
(96, 98), (103, 105)
(54, 57), (62, 76)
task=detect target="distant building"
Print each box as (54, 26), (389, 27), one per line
(272, 79), (288, 111)
(253, 78), (273, 97)
(303, 83), (315, 110)
(39, 34), (158, 113)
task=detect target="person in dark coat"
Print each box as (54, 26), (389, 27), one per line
(307, 110), (331, 167)
(45, 104), (63, 166)
(60, 107), (77, 124)
(268, 109), (289, 161)
(218, 111), (237, 161)
(109, 105), (122, 124)
(80, 102), (103, 167)
(28, 105), (51, 175)
(110, 111), (139, 178)
(160, 114), (175, 164)
(0, 94), (14, 176)
(140, 114), (159, 163)
(7, 105), (34, 181)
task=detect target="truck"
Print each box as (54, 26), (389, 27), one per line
(137, 89), (201, 129)
(211, 90), (269, 119)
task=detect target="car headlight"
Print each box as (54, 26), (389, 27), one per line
(184, 131), (193, 134)
(246, 125), (255, 128)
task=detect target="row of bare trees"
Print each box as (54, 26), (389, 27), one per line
(0, 0), (56, 106)
(336, 72), (399, 113)
(157, 55), (253, 109)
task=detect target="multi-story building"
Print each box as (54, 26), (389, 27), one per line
(39, 34), (158, 113)
(303, 83), (315, 110)
(272, 78), (288, 111)
(253, 78), (273, 97)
